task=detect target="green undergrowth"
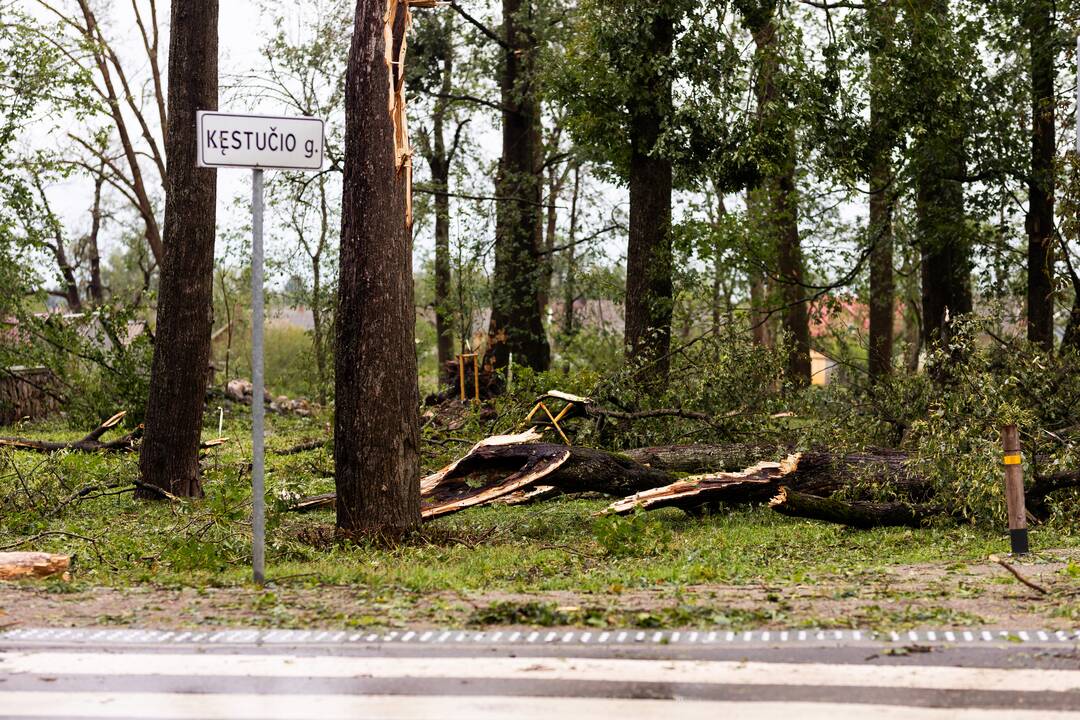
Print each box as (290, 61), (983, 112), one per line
(2, 411), (1079, 599)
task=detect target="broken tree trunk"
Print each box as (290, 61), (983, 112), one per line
(768, 486), (941, 529)
(420, 430), (673, 519)
(0, 552), (70, 580)
(603, 449), (934, 516)
(289, 435), (1080, 525)
(605, 456), (801, 515)
(0, 412), (139, 453)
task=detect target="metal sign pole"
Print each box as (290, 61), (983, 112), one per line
(251, 168), (266, 586)
(196, 110), (325, 588)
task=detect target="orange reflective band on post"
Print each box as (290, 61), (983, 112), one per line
(1003, 453), (1022, 466)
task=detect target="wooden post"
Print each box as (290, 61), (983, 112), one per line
(457, 354), (466, 402)
(472, 353), (480, 403)
(1001, 424), (1029, 554)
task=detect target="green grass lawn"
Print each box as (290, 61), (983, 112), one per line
(2, 409), (1079, 630)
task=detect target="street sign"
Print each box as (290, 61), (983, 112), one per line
(196, 111), (324, 171)
(196, 109), (325, 586)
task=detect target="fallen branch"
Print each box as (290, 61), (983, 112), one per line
(273, 439), (326, 456)
(0, 530), (99, 552)
(992, 557), (1050, 595)
(0, 411), (139, 453)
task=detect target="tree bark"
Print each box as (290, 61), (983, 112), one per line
(749, 5), (809, 385)
(562, 164), (581, 337)
(137, 0), (218, 499)
(911, 0), (971, 352)
(624, 8), (674, 386)
(487, 0), (550, 372)
(86, 167), (106, 305)
(334, 0), (421, 537)
(769, 486), (937, 529)
(1025, 0), (1056, 351)
(867, 0), (895, 381)
(427, 13), (455, 385)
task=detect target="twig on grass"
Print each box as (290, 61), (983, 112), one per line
(993, 557), (1049, 595)
(0, 529), (98, 552)
(536, 542), (603, 559)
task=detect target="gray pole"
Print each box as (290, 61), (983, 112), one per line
(251, 168), (266, 586)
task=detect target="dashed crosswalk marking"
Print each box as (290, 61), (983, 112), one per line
(3, 626), (1079, 647)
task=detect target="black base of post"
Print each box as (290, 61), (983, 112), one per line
(1010, 528), (1030, 555)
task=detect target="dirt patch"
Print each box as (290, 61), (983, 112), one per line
(1, 552), (1077, 632)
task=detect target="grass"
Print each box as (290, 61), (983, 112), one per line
(2, 408), (1079, 630)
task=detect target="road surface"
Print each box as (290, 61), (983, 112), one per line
(1, 627), (1078, 718)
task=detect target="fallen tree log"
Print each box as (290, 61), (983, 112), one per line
(291, 439), (935, 519)
(768, 486), (941, 529)
(288, 436), (1078, 526)
(0, 552), (70, 580)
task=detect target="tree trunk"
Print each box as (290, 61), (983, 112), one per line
(1025, 0), (1055, 351)
(867, 0), (895, 381)
(539, 164), (559, 315)
(911, 0), (971, 352)
(750, 7), (808, 385)
(137, 0), (218, 499)
(334, 0), (421, 537)
(311, 175), (329, 405)
(624, 9), (674, 386)
(86, 169), (105, 305)
(429, 15), (455, 385)
(487, 0), (549, 372)
(561, 164), (581, 338)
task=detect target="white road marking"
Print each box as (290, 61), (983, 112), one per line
(0, 693), (1072, 720)
(5, 652), (1080, 693)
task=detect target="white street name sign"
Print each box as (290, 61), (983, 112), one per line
(196, 111), (324, 171)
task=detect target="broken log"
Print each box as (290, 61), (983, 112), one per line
(0, 552), (70, 580)
(604, 456), (801, 515)
(288, 434), (1080, 522)
(0, 411), (140, 453)
(768, 486), (941, 529)
(601, 450), (939, 516)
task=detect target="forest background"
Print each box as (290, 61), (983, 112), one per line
(4, 0), (1080, 528)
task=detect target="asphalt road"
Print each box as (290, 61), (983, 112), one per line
(1, 627), (1078, 718)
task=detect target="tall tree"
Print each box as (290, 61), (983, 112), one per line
(1025, 0), (1055, 350)
(335, 0), (420, 537)
(623, 7), (675, 384)
(487, 0), (550, 372)
(411, 11), (462, 384)
(906, 0), (972, 350)
(136, 0), (218, 499)
(742, 0), (810, 385)
(867, 0), (896, 380)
